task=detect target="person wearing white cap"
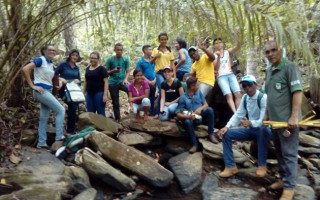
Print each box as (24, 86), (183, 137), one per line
(218, 75), (272, 178)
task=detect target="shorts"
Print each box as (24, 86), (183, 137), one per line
(217, 73), (241, 96)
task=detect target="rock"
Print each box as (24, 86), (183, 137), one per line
(312, 174), (320, 187)
(20, 129), (37, 146)
(299, 147), (320, 155)
(75, 148), (136, 191)
(299, 134), (320, 148)
(165, 138), (191, 155)
(297, 175), (311, 186)
(3, 173), (72, 194)
(294, 184), (315, 200)
(88, 131), (174, 187)
(316, 186), (320, 200)
(299, 157), (317, 171)
(129, 117), (183, 137)
(78, 112), (123, 133)
(118, 131), (162, 146)
(17, 146), (65, 175)
(194, 125), (219, 137)
(237, 168), (273, 185)
(310, 130), (320, 139)
(199, 139), (248, 164)
(309, 158), (320, 170)
(72, 188), (97, 200)
(0, 187), (61, 200)
(64, 166), (91, 188)
(101, 130), (115, 137)
(51, 140), (64, 152)
(168, 152), (202, 194)
(201, 174), (258, 200)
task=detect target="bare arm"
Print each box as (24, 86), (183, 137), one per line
(198, 42), (215, 62)
(288, 91), (302, 129)
(103, 77), (109, 102)
(82, 80), (87, 94)
(228, 41), (241, 54)
(175, 49), (186, 69)
(22, 62), (44, 93)
(160, 89), (166, 112)
(170, 60), (176, 78)
(123, 68), (130, 85)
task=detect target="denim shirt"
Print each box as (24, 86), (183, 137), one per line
(177, 48), (192, 73)
(55, 61), (81, 82)
(177, 89), (205, 112)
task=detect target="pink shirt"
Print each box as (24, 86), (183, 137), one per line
(128, 80), (149, 104)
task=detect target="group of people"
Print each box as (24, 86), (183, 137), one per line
(22, 33), (301, 200)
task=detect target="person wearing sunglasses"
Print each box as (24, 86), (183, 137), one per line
(218, 75), (272, 178)
(264, 40), (302, 200)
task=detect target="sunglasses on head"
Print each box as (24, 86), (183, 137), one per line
(242, 82), (253, 88)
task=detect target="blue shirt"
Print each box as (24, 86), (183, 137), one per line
(55, 61), (81, 83)
(177, 89), (206, 112)
(136, 56), (155, 81)
(177, 48), (192, 72)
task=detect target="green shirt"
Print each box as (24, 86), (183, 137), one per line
(105, 56), (130, 85)
(265, 58), (302, 122)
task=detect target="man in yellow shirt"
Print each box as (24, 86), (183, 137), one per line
(188, 43), (219, 96)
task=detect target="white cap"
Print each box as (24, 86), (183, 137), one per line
(240, 75), (256, 83)
(188, 46), (198, 51)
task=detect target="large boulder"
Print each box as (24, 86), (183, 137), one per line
(72, 188), (97, 200)
(88, 131), (174, 187)
(199, 139), (248, 164)
(165, 138), (192, 155)
(20, 129), (37, 146)
(299, 134), (320, 148)
(168, 152), (202, 194)
(194, 125), (219, 137)
(75, 148), (136, 192)
(294, 184), (316, 200)
(0, 187), (61, 200)
(299, 147), (320, 155)
(118, 131), (162, 146)
(64, 166), (91, 192)
(78, 112), (123, 133)
(201, 174), (258, 200)
(237, 168), (273, 185)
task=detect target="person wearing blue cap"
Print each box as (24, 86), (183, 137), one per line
(218, 75), (272, 178)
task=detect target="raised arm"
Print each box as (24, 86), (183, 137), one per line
(228, 41), (241, 54)
(198, 42), (215, 62)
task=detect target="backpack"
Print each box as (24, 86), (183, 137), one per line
(243, 91), (264, 111)
(109, 56), (127, 69)
(55, 126), (96, 159)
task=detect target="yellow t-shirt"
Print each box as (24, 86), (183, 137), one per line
(191, 54), (215, 86)
(151, 47), (175, 73)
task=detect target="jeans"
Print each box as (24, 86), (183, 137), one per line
(159, 103), (178, 121)
(273, 128), (299, 189)
(176, 71), (188, 81)
(66, 102), (78, 133)
(155, 71), (165, 114)
(33, 89), (65, 146)
(198, 82), (213, 97)
(184, 107), (214, 146)
(109, 83), (128, 120)
(149, 85), (156, 116)
(128, 98), (151, 114)
(86, 91), (106, 117)
(217, 73), (241, 96)
(222, 127), (272, 168)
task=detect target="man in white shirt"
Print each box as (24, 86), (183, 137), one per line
(218, 75), (272, 178)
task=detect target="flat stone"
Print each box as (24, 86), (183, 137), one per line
(118, 131), (162, 146)
(294, 184), (315, 200)
(75, 148), (136, 191)
(194, 125), (219, 137)
(0, 187), (61, 200)
(310, 131), (320, 139)
(16, 146), (65, 175)
(237, 167), (273, 185)
(299, 147), (320, 155)
(64, 166), (91, 188)
(165, 138), (191, 155)
(312, 174), (320, 187)
(20, 129), (37, 146)
(168, 152), (202, 194)
(199, 139), (248, 164)
(72, 188), (97, 200)
(309, 158), (320, 170)
(299, 157), (318, 171)
(78, 112), (123, 133)
(299, 134), (320, 148)
(88, 131), (174, 187)
(51, 140), (64, 152)
(200, 173), (258, 200)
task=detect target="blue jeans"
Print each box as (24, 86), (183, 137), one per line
(217, 73), (241, 96)
(66, 102), (78, 133)
(33, 89), (65, 146)
(149, 85), (156, 116)
(176, 71), (188, 81)
(159, 103), (178, 121)
(273, 128), (299, 189)
(155, 71), (165, 114)
(184, 107), (215, 146)
(222, 127), (272, 168)
(86, 91), (106, 117)
(109, 83), (128, 120)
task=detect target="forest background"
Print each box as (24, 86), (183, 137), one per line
(0, 0), (319, 160)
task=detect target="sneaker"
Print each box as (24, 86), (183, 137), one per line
(280, 190), (294, 200)
(256, 166), (267, 177)
(268, 179), (284, 190)
(208, 135), (219, 144)
(219, 166), (239, 178)
(56, 135), (66, 141)
(189, 145), (198, 153)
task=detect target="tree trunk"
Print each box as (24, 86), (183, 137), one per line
(246, 47), (258, 77)
(63, 10), (75, 53)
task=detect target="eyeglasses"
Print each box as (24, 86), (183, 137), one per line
(242, 82), (253, 88)
(265, 48), (278, 55)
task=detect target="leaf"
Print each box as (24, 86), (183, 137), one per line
(9, 153), (21, 164)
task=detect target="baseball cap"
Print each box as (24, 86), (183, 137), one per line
(163, 65), (173, 71)
(188, 46), (198, 52)
(240, 75), (256, 83)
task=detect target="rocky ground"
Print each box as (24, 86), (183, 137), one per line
(1, 111), (319, 200)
